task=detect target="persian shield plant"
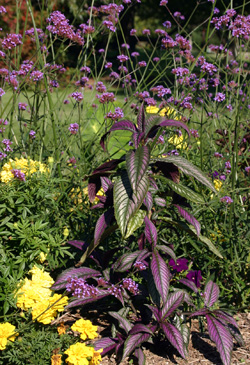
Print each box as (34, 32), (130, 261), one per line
(53, 105), (244, 365)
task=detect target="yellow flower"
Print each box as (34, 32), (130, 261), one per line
(214, 179), (222, 191)
(16, 266), (54, 311)
(48, 157), (54, 164)
(32, 294), (68, 324)
(39, 252), (47, 263)
(0, 157), (48, 183)
(0, 322), (18, 351)
(64, 343), (94, 365)
(51, 354), (62, 365)
(57, 323), (66, 335)
(63, 227), (69, 237)
(145, 106), (159, 114)
(89, 349), (102, 365)
(168, 134), (187, 149)
(71, 319), (98, 340)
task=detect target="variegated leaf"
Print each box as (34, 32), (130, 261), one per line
(151, 250), (170, 304)
(125, 210), (146, 239)
(114, 171), (149, 237)
(204, 280), (220, 308)
(161, 322), (186, 358)
(126, 146), (150, 192)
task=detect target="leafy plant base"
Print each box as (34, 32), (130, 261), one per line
(93, 313), (250, 365)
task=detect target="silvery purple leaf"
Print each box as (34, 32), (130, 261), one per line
(151, 250), (170, 303)
(213, 310), (239, 328)
(100, 120), (138, 150)
(132, 132), (145, 148)
(143, 191), (153, 211)
(204, 281), (220, 308)
(161, 322), (186, 358)
(156, 244), (176, 262)
(212, 311), (244, 346)
(51, 267), (101, 290)
(66, 291), (108, 309)
(144, 216), (157, 246)
(138, 232), (146, 250)
(129, 324), (154, 336)
(94, 208), (114, 245)
(67, 240), (87, 250)
(161, 291), (185, 320)
(153, 161), (180, 183)
(109, 311), (133, 334)
(126, 145), (150, 192)
(94, 337), (117, 355)
(154, 156), (216, 192)
(114, 171), (149, 237)
(136, 248), (150, 262)
(146, 305), (161, 321)
(149, 177), (159, 190)
(134, 348), (146, 365)
(101, 176), (113, 192)
(154, 197), (166, 207)
(113, 250), (143, 272)
(88, 177), (102, 203)
(206, 314), (233, 365)
(159, 119), (190, 136)
(137, 103), (146, 133)
(189, 308), (209, 318)
(174, 205), (201, 236)
(122, 332), (151, 361)
(92, 159), (123, 176)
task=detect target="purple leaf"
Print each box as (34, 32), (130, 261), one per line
(151, 250), (170, 303)
(206, 314), (233, 365)
(174, 205), (201, 236)
(51, 267), (101, 291)
(149, 177), (159, 190)
(156, 244), (176, 262)
(113, 250), (144, 272)
(155, 156), (216, 192)
(88, 177), (102, 203)
(132, 132), (145, 148)
(114, 171), (149, 237)
(126, 146), (150, 192)
(204, 281), (220, 308)
(138, 233), (146, 250)
(146, 305), (161, 321)
(212, 311), (244, 346)
(161, 322), (186, 358)
(94, 208), (114, 245)
(159, 119), (190, 136)
(122, 332), (151, 361)
(92, 159), (123, 176)
(154, 197), (166, 207)
(143, 191), (153, 211)
(144, 216), (157, 246)
(188, 309), (209, 318)
(134, 348), (146, 365)
(67, 240), (87, 250)
(66, 291), (108, 309)
(136, 249), (150, 262)
(137, 103), (146, 133)
(100, 120), (137, 150)
(161, 291), (185, 320)
(213, 310), (239, 328)
(153, 161), (180, 183)
(94, 337), (117, 355)
(101, 176), (113, 192)
(129, 324), (154, 336)
(109, 311), (133, 334)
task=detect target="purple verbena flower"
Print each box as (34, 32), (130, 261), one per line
(0, 88), (5, 97)
(2, 33), (22, 50)
(105, 107), (124, 121)
(18, 103), (28, 110)
(68, 123), (79, 134)
(134, 261), (147, 271)
(66, 276), (99, 298)
(11, 169), (26, 181)
(29, 130), (36, 139)
(214, 92), (225, 102)
(122, 278), (139, 295)
(96, 92), (116, 104)
(71, 92), (83, 102)
(2, 139), (13, 152)
(220, 196), (233, 204)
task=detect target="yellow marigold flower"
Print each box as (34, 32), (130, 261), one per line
(146, 106), (182, 120)
(93, 187), (105, 204)
(89, 349), (103, 365)
(16, 266), (54, 310)
(0, 157), (48, 183)
(64, 343), (94, 365)
(168, 134), (187, 149)
(57, 323), (66, 335)
(51, 354), (62, 365)
(39, 252), (47, 263)
(63, 227), (69, 237)
(71, 319), (98, 340)
(0, 322), (18, 351)
(32, 294), (68, 324)
(214, 179), (222, 191)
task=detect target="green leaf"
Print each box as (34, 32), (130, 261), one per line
(114, 171), (149, 237)
(152, 156), (216, 193)
(157, 175), (205, 204)
(125, 209), (146, 238)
